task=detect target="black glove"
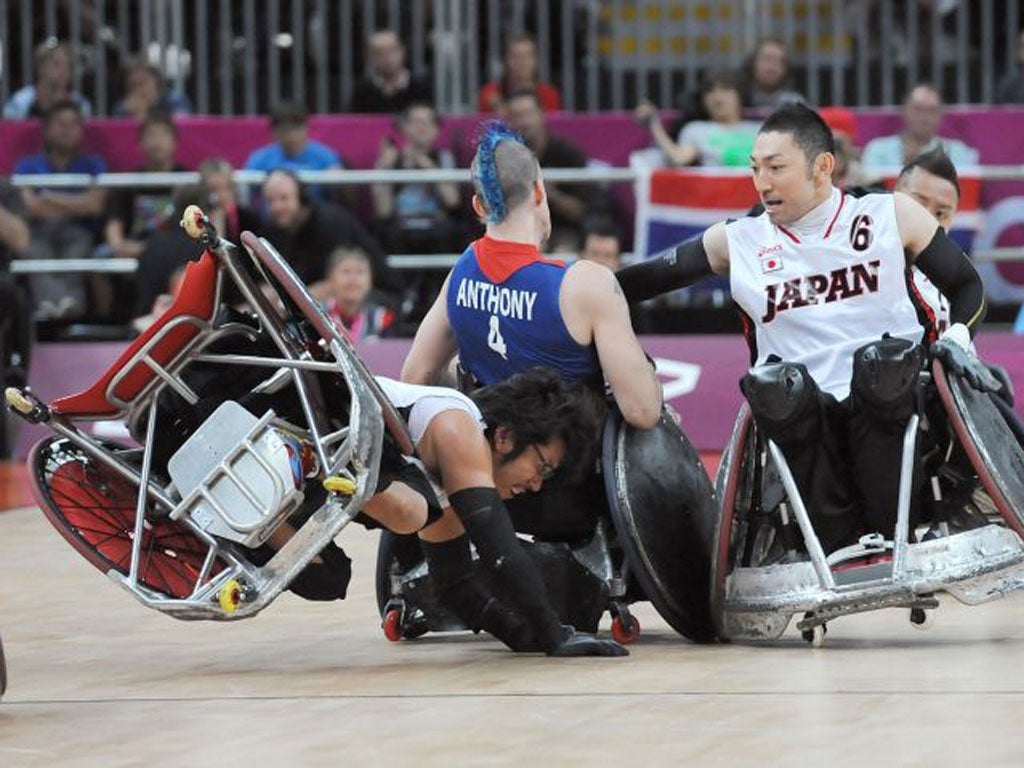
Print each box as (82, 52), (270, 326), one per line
(547, 628), (629, 658)
(932, 337), (1002, 393)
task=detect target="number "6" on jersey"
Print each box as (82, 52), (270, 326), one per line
(849, 213), (873, 252)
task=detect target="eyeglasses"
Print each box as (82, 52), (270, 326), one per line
(531, 443), (556, 481)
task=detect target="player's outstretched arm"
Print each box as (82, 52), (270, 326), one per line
(568, 261), (663, 429)
(401, 274), (458, 385)
(616, 221), (731, 304)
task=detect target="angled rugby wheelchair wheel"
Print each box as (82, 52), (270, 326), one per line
(602, 407), (718, 642)
(239, 231), (414, 456)
(933, 359), (1024, 539)
(0, 632), (6, 701)
(30, 436), (228, 600)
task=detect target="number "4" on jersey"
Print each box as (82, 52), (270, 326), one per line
(488, 315), (508, 359)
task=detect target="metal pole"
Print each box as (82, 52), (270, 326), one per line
(906, 0), (919, 88)
(981, 0), (993, 105)
(586, 0), (598, 111)
(19, 0), (31, 89)
(955, 0), (968, 104)
(806, 0), (819, 105)
(412, 0), (425, 75)
(219, 0), (233, 114)
(538, 0), (551, 84)
(0, 0), (7, 108)
(856, 0), (868, 106)
(467, 0), (479, 113)
(487, 0), (499, 83)
(340, 0), (353, 111)
(244, 0), (256, 113)
(831, 0), (844, 107)
(93, 0), (107, 115)
(172, 0), (185, 103)
(45, 0), (56, 39)
(196, 0), (209, 114)
(315, 0), (328, 113)
(659, 0), (671, 109)
(611, 0), (623, 110)
(562, 0), (575, 111)
(293, 0), (306, 104)
(268, 0), (280, 105)
(881, 0), (893, 105)
(69, 0), (83, 95)
(930, 0), (942, 95)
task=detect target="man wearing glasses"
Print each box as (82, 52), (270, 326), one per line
(366, 368), (628, 656)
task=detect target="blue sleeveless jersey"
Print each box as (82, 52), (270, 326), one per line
(447, 236), (599, 385)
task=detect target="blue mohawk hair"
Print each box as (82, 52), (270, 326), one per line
(473, 120), (526, 224)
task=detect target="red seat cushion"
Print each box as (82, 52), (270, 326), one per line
(52, 252), (219, 418)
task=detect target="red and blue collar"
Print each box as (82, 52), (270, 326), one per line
(472, 235), (565, 282)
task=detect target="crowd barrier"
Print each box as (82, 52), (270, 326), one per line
(14, 333), (1024, 460)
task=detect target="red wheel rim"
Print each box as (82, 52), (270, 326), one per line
(34, 440), (226, 600)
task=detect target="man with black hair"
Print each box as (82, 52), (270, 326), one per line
(244, 102), (342, 200)
(617, 102), (993, 554)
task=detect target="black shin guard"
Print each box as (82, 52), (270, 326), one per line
(851, 336), (924, 423)
(740, 361), (822, 445)
(421, 536), (535, 651)
(449, 487), (566, 652)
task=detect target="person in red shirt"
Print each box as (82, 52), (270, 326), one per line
(478, 33), (561, 113)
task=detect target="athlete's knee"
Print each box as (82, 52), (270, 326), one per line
(851, 336), (924, 422)
(740, 360), (821, 444)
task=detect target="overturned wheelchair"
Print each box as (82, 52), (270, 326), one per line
(376, 403), (720, 645)
(8, 208), (416, 620)
(713, 346), (1024, 645)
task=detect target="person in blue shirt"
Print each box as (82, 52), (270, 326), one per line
(402, 121), (662, 429)
(244, 102), (341, 200)
(14, 100), (108, 319)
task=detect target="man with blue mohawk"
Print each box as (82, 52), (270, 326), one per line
(402, 121), (661, 427)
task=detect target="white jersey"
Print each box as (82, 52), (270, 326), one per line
(727, 189), (925, 400)
(374, 376), (484, 448)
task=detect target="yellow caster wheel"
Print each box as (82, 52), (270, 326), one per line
(219, 579), (243, 614)
(5, 387), (34, 414)
(323, 476), (357, 495)
(180, 205), (207, 239)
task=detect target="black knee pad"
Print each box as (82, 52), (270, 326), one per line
(287, 541), (352, 601)
(740, 362), (821, 444)
(851, 336), (924, 422)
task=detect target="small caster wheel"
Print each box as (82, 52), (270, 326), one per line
(218, 578), (243, 614)
(802, 623), (826, 647)
(611, 614), (641, 644)
(910, 607), (933, 629)
(382, 608), (403, 642)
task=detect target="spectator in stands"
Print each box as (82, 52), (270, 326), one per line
(742, 37), (804, 109)
(995, 29), (1024, 104)
(259, 169), (401, 297)
(244, 102), (342, 199)
(3, 39), (92, 120)
(579, 220), (623, 272)
(635, 70), (760, 168)
(817, 106), (870, 187)
(134, 185), (208, 324)
(113, 56), (192, 119)
(105, 112), (186, 261)
(198, 158), (261, 243)
(317, 246), (394, 343)
(350, 30), (432, 114)
(0, 179), (33, 392)
(478, 33), (561, 113)
(372, 101), (460, 255)
(861, 83), (979, 170)
(504, 89), (604, 250)
(14, 100), (108, 319)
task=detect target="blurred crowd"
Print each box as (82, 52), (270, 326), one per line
(3, 24), (1024, 350)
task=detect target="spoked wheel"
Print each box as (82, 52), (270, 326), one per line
(30, 436), (227, 600)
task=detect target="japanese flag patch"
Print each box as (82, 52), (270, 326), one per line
(758, 245), (784, 274)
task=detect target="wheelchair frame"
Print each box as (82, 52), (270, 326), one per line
(712, 362), (1024, 643)
(11, 210), (412, 621)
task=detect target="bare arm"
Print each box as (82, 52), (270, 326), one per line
(565, 261), (662, 429)
(650, 118), (699, 167)
(0, 203), (29, 254)
(401, 274), (459, 385)
(893, 190), (941, 256)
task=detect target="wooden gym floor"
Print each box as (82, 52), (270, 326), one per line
(3, 465), (1024, 767)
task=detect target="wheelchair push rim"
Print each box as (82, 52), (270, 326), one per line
(29, 436), (228, 600)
